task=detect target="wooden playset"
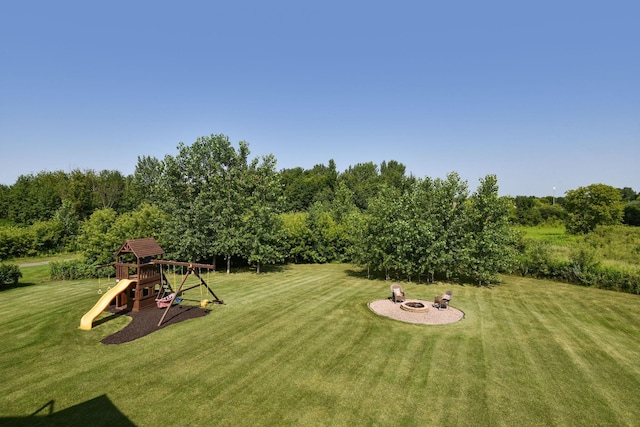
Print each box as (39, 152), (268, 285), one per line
(80, 237), (223, 330)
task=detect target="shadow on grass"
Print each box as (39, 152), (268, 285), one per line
(0, 282), (38, 292)
(226, 264), (290, 274)
(0, 394), (135, 426)
(93, 308), (131, 328)
(344, 268), (377, 280)
(101, 304), (211, 344)
(343, 267), (479, 287)
(344, 268), (437, 283)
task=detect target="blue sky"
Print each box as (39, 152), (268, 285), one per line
(1, 1), (638, 196)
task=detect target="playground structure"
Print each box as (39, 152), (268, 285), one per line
(80, 238), (223, 330)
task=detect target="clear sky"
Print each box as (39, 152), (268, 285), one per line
(1, 1), (638, 197)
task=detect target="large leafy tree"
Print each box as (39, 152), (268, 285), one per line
(512, 196), (543, 225)
(393, 188), (422, 281)
(619, 187), (637, 202)
(364, 185), (403, 279)
(280, 167), (310, 212)
(129, 155), (164, 208)
(339, 161), (380, 210)
(623, 201), (640, 226)
(6, 172), (66, 224)
(158, 134), (281, 273)
(52, 200), (80, 249)
(404, 173), (469, 282)
(0, 184), (9, 221)
(77, 204), (167, 265)
(327, 181), (359, 261)
(565, 184), (624, 234)
(243, 154), (286, 273)
(307, 160), (338, 205)
(306, 201), (341, 263)
(355, 172), (516, 285)
(93, 170), (126, 210)
(280, 160), (338, 212)
(159, 135), (244, 267)
(429, 173), (469, 280)
(379, 160), (412, 193)
(77, 208), (120, 265)
(281, 211), (314, 263)
(64, 169), (99, 220)
(460, 175), (517, 285)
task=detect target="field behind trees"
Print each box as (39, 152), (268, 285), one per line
(1, 262), (639, 426)
(515, 224), (640, 294)
(518, 225), (640, 269)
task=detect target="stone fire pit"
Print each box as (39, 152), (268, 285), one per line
(400, 301), (429, 313)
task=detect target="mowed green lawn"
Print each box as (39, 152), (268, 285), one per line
(1, 263), (639, 426)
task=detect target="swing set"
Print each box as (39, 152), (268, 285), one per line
(153, 260), (223, 327)
(80, 238), (223, 330)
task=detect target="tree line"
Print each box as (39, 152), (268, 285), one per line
(1, 133), (637, 285)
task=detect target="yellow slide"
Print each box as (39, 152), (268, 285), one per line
(80, 279), (135, 330)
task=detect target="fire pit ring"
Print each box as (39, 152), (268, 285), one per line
(400, 300), (429, 313)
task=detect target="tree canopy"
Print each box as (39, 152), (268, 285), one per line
(155, 134), (283, 273)
(565, 184), (624, 234)
(1, 132), (637, 284)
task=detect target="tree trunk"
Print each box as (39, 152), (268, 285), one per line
(226, 255), (231, 274)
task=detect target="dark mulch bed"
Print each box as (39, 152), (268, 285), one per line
(101, 305), (210, 345)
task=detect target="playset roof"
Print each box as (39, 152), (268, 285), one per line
(115, 237), (164, 259)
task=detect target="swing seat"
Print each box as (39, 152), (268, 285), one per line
(155, 293), (176, 308)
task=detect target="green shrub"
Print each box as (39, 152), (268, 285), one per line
(30, 220), (65, 254)
(515, 226), (640, 294)
(588, 265), (640, 294)
(49, 259), (98, 280)
(0, 263), (22, 285)
(0, 220), (66, 260)
(0, 226), (33, 259)
(517, 240), (553, 278)
(566, 246), (600, 285)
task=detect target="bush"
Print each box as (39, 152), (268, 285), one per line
(517, 240), (553, 278)
(587, 265), (640, 294)
(0, 226), (33, 259)
(31, 220), (65, 254)
(0, 263), (22, 285)
(49, 259), (99, 280)
(515, 236), (640, 294)
(0, 220), (66, 260)
(566, 246), (600, 285)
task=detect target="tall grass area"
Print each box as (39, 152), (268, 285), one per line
(579, 226), (640, 268)
(2, 262), (640, 426)
(516, 225), (640, 294)
(515, 225), (575, 264)
(516, 224), (640, 268)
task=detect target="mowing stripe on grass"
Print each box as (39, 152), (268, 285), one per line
(2, 264), (640, 426)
